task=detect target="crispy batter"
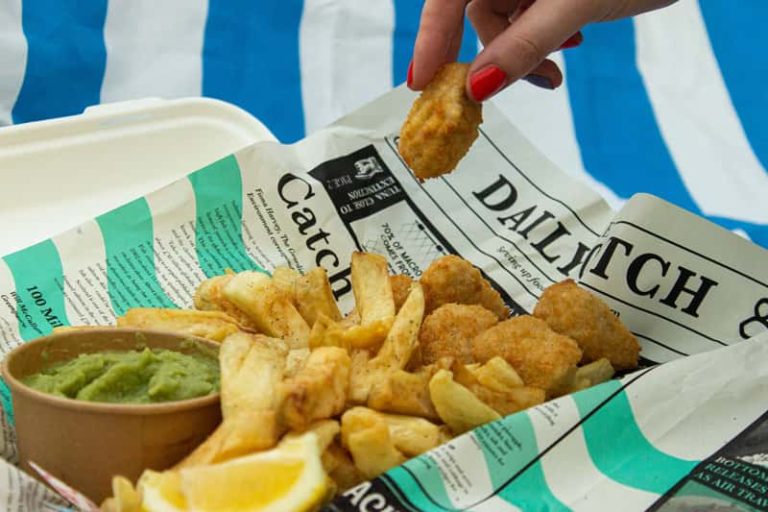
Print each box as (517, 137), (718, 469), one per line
(534, 279), (640, 370)
(390, 274), (414, 312)
(420, 255), (509, 319)
(418, 303), (499, 365)
(471, 315), (582, 396)
(398, 63), (482, 180)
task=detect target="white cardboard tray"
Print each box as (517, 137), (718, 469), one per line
(0, 97), (277, 256)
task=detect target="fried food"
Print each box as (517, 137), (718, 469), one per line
(177, 333), (288, 467)
(450, 360), (545, 417)
(223, 271), (310, 349)
(471, 315), (582, 396)
(281, 347), (351, 431)
(295, 267), (343, 326)
(341, 407), (406, 479)
(574, 357), (615, 387)
(429, 369), (500, 434)
(116, 308), (241, 342)
(420, 255), (509, 319)
(370, 282), (424, 370)
(390, 274), (414, 312)
(418, 303), (499, 365)
(367, 369), (438, 420)
(534, 279), (640, 370)
(193, 274), (259, 330)
(398, 63), (482, 180)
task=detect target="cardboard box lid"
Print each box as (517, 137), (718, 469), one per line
(0, 97), (276, 256)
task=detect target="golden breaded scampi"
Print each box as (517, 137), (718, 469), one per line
(471, 315), (582, 396)
(533, 279), (640, 370)
(418, 304), (499, 365)
(398, 63), (482, 180)
(420, 255), (509, 319)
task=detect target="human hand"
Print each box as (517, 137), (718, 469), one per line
(408, 0), (677, 101)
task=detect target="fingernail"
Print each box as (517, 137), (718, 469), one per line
(407, 60), (414, 88)
(469, 65), (507, 101)
(524, 74), (555, 89)
(559, 31), (583, 49)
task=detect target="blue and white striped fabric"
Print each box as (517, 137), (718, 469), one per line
(0, 0), (765, 247)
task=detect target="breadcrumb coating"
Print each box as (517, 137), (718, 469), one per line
(398, 63), (482, 180)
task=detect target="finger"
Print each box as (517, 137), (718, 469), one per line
(411, 0), (468, 90)
(466, 0), (518, 47)
(523, 58), (563, 89)
(467, 0), (593, 100)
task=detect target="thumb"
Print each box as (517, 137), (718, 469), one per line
(467, 0), (591, 101)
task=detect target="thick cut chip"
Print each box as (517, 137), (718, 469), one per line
(469, 356), (525, 391)
(324, 443), (364, 493)
(420, 255), (509, 319)
(398, 63), (482, 180)
(569, 358), (615, 392)
(429, 369), (500, 434)
(367, 369), (438, 420)
(534, 279), (641, 370)
(451, 361), (544, 416)
(370, 283), (425, 370)
(472, 315), (582, 396)
(178, 333), (288, 467)
(376, 412), (442, 457)
(351, 252), (395, 335)
(193, 274), (260, 331)
(294, 267), (343, 326)
(223, 271), (310, 349)
(271, 266), (302, 302)
(116, 308), (241, 342)
(281, 347), (351, 431)
(340, 408), (406, 479)
(418, 303), (498, 365)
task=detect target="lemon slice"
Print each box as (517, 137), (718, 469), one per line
(139, 470), (187, 512)
(178, 432), (327, 512)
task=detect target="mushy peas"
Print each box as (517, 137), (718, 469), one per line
(23, 346), (219, 404)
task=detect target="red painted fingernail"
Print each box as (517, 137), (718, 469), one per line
(407, 60), (414, 88)
(559, 31), (583, 49)
(469, 65), (507, 102)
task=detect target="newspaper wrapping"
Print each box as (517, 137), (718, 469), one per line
(0, 86), (765, 511)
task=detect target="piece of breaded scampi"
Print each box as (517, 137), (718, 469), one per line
(418, 303), (498, 365)
(398, 63), (482, 180)
(533, 279), (640, 370)
(420, 255), (509, 319)
(471, 315), (582, 396)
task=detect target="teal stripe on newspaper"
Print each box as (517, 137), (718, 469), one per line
(96, 198), (177, 315)
(3, 240), (69, 340)
(384, 409), (568, 511)
(573, 380), (699, 493)
(484, 412), (569, 511)
(2, 240), (70, 423)
(188, 155), (265, 277)
(386, 457), (454, 511)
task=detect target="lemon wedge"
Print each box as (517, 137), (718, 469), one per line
(177, 432), (327, 512)
(139, 470), (187, 512)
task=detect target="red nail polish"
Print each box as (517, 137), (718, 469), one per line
(469, 66), (507, 101)
(559, 31), (583, 49)
(407, 60), (414, 88)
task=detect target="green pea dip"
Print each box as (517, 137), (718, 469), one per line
(23, 346), (219, 404)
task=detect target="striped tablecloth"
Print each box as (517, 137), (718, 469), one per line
(0, 0), (765, 247)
